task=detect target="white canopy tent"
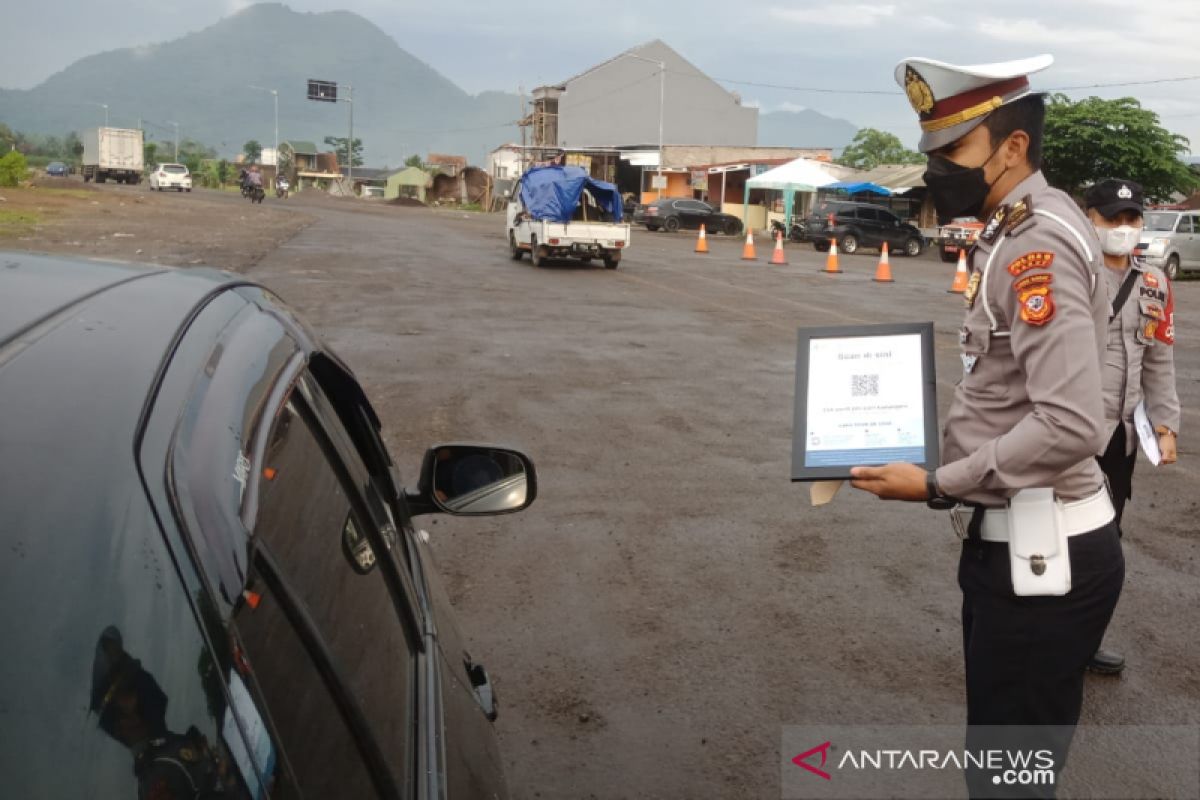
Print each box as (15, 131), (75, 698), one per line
(742, 158), (845, 227)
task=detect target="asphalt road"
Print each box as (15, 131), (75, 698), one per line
(235, 196), (1199, 799)
(11, 184), (1198, 798)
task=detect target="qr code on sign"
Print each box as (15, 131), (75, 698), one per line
(851, 374), (880, 397)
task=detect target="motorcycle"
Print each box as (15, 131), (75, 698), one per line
(769, 217), (808, 243)
(243, 180), (265, 203)
(275, 179), (289, 199)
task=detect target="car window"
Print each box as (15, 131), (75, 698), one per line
(857, 207), (881, 222)
(876, 209), (899, 224)
(836, 207), (859, 221)
(233, 554), (384, 799)
(1175, 216), (1194, 234)
(253, 388), (417, 790)
(1144, 212), (1178, 232)
(164, 165), (188, 174)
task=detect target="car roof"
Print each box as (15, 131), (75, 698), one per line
(0, 252), (252, 523)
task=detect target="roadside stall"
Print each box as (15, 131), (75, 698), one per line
(742, 158), (844, 233)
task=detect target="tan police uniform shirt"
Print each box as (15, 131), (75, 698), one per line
(1102, 258), (1180, 453)
(936, 171), (1108, 505)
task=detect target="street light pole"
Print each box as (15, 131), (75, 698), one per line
(347, 84), (354, 186)
(249, 86), (279, 170)
(622, 53), (666, 199)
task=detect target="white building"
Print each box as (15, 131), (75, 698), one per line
(487, 144), (524, 180)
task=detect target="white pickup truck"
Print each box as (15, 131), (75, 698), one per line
(505, 166), (631, 269)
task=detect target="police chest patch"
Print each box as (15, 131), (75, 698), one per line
(1143, 272), (1160, 289)
(1007, 251), (1054, 276)
(1139, 285), (1167, 303)
(1018, 286), (1055, 326)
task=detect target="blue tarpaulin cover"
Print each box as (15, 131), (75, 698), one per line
(518, 165), (623, 223)
(824, 181), (892, 196)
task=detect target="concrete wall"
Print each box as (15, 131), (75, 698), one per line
(558, 41), (756, 150)
(663, 145), (832, 168)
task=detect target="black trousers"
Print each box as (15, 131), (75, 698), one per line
(959, 520), (1124, 798)
(1096, 425), (1137, 529)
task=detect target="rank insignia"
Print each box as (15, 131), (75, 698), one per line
(1007, 251), (1054, 277)
(905, 66), (935, 115)
(980, 205), (1009, 244)
(964, 271), (982, 307)
(1018, 286), (1055, 326)
(179, 747), (197, 762)
(959, 327), (971, 344)
(1143, 272), (1160, 289)
(962, 354), (979, 374)
(1013, 273), (1053, 293)
(1005, 196), (1034, 232)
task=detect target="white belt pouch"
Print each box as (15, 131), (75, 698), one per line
(1007, 488), (1071, 596)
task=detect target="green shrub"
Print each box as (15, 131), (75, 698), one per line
(0, 150), (29, 187)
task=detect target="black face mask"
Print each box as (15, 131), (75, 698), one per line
(923, 141), (1008, 224)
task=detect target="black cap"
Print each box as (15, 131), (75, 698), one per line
(1085, 179), (1144, 218)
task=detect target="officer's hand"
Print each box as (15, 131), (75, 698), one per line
(1159, 433), (1177, 465)
(848, 463), (928, 501)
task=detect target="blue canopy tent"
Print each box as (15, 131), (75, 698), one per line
(518, 165), (624, 223)
(823, 181), (893, 196)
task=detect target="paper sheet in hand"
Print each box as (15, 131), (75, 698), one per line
(1134, 400), (1161, 466)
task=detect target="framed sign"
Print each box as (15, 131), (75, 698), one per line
(791, 322), (939, 481)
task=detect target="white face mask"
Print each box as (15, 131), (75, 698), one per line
(1095, 224), (1142, 257)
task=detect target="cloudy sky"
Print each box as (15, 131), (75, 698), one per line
(5, 0), (1199, 152)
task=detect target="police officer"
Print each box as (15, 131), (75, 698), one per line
(849, 55), (1122, 796)
(1083, 179), (1179, 675)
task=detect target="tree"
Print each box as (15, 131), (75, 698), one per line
(144, 142), (159, 169)
(1042, 94), (1197, 202)
(243, 140), (263, 165)
(64, 131), (83, 161)
(404, 154), (423, 169)
(836, 128), (924, 170)
(324, 135), (364, 166)
(0, 150), (29, 187)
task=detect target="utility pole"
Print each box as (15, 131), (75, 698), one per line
(347, 84), (354, 186)
(166, 121), (180, 161)
(622, 52), (666, 199)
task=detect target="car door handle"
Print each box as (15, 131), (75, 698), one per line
(465, 659), (498, 721)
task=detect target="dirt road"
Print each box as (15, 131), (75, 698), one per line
(8, 184), (1199, 799)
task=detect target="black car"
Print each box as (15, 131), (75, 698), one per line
(806, 200), (925, 257)
(635, 197), (743, 235)
(45, 160), (69, 177)
(0, 252), (534, 799)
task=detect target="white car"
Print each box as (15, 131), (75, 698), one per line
(149, 163), (192, 192)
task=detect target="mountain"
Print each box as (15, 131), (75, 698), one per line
(757, 108), (858, 151)
(0, 3), (521, 166)
(0, 3), (860, 166)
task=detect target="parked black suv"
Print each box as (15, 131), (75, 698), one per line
(634, 197), (743, 235)
(0, 252), (534, 798)
(806, 200), (925, 256)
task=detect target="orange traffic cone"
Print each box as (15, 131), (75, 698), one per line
(695, 224), (709, 253)
(822, 237), (840, 274)
(741, 228), (757, 261)
(948, 249), (969, 293)
(873, 242), (894, 283)
(770, 230), (787, 265)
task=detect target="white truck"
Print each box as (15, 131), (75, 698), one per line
(82, 127), (145, 185)
(506, 166), (630, 269)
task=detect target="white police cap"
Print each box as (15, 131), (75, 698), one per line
(893, 55), (1054, 152)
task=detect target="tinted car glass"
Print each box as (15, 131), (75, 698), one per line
(164, 165), (189, 174)
(254, 387), (417, 787)
(1177, 216), (1194, 234)
(233, 558), (383, 799)
(856, 207), (881, 222)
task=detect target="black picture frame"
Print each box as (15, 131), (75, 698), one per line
(791, 322), (939, 481)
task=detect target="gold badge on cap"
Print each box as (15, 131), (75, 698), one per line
(904, 66), (935, 115)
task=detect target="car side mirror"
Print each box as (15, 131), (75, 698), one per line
(406, 444), (537, 517)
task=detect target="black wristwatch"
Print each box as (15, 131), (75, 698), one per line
(925, 469), (956, 510)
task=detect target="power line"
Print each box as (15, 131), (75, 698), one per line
(699, 71), (1200, 96)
